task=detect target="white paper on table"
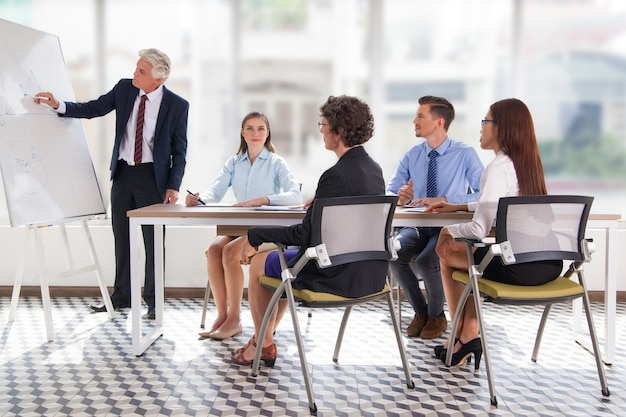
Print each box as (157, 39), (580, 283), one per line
(402, 206), (427, 212)
(255, 205), (306, 211)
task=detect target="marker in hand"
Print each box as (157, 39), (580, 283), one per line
(25, 94), (50, 101)
(186, 190), (205, 205)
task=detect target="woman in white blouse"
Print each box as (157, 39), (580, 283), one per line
(186, 112), (301, 340)
(427, 98), (562, 368)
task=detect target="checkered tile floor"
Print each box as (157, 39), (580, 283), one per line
(0, 296), (624, 416)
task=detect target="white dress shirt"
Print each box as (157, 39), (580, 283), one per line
(117, 85), (163, 164)
(447, 151), (518, 240)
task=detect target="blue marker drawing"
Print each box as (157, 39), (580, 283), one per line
(0, 69), (53, 117)
(9, 140), (48, 194)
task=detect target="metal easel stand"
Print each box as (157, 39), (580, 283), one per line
(7, 218), (113, 341)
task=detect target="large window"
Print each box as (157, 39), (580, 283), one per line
(1, 0), (625, 224)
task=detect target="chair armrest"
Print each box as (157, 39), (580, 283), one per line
(389, 237), (400, 261)
(288, 247), (314, 276)
(452, 237), (517, 273)
(288, 244), (332, 277)
(454, 237), (488, 247)
(583, 238), (595, 261)
(489, 241), (516, 265)
(454, 236), (516, 266)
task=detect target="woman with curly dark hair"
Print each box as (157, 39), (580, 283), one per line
(232, 95), (386, 366)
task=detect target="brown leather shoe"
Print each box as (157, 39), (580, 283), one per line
(233, 336), (277, 367)
(420, 315), (448, 339)
(407, 311), (429, 337)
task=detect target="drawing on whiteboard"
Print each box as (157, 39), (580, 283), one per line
(0, 69), (53, 117)
(0, 18), (106, 226)
(9, 140), (48, 194)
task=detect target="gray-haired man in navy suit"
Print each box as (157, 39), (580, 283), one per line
(36, 48), (189, 319)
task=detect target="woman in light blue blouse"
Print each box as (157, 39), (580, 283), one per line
(186, 112), (301, 340)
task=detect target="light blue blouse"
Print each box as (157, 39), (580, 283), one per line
(199, 147), (301, 206)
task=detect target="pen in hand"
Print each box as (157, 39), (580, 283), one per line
(401, 179), (415, 206)
(186, 190), (206, 205)
(25, 94), (50, 101)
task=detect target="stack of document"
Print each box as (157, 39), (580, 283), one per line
(256, 205), (306, 211)
(402, 205), (427, 212)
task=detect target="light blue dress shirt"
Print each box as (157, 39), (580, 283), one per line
(386, 136), (484, 204)
(199, 147), (301, 206)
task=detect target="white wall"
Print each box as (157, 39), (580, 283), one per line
(0, 220), (624, 292)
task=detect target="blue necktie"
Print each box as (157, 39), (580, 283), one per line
(426, 150), (438, 198)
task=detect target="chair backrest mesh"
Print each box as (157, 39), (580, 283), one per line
(495, 195), (593, 263)
(310, 195), (397, 265)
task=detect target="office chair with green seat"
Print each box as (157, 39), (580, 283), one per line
(443, 195), (610, 406)
(249, 195), (415, 416)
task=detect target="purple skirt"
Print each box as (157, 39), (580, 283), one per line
(264, 249), (299, 277)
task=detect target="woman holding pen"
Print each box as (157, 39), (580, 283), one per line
(186, 112), (301, 340)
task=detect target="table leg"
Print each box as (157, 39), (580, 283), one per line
(154, 225), (165, 328)
(131, 218), (165, 356)
(603, 221), (616, 364)
(131, 218), (143, 356)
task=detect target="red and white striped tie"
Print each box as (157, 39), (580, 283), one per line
(134, 95), (147, 165)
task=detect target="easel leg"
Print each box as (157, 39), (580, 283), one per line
(81, 220), (114, 319)
(9, 220), (114, 340)
(59, 223), (74, 270)
(9, 228), (32, 323)
(34, 227), (55, 342)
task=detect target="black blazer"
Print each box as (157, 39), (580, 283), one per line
(248, 146), (387, 298)
(62, 79), (189, 199)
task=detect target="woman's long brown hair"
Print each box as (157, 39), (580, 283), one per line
(490, 98), (548, 196)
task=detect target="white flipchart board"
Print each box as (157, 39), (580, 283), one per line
(0, 19), (105, 226)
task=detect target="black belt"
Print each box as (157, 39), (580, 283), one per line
(119, 160), (153, 167)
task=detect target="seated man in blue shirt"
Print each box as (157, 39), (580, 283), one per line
(387, 96), (483, 339)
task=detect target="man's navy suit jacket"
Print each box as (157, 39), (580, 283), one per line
(61, 79), (189, 199)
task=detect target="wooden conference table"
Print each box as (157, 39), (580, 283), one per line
(128, 203), (620, 362)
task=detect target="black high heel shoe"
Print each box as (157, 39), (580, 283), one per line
(441, 338), (482, 371)
(435, 340), (472, 364)
(433, 338), (459, 358)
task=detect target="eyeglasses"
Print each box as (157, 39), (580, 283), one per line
(481, 119), (496, 128)
(317, 121), (329, 132)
